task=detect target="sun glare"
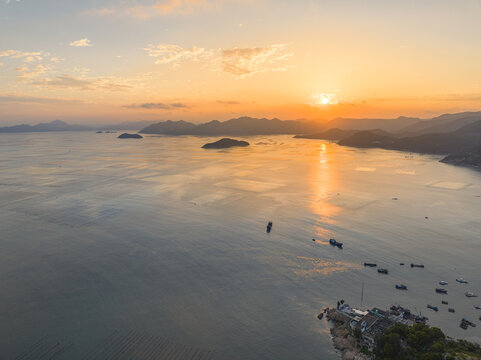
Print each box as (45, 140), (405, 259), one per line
(311, 93), (338, 106)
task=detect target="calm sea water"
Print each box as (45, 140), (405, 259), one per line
(0, 132), (480, 359)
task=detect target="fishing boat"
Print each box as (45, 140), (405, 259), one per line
(436, 288), (448, 294)
(427, 305), (439, 312)
(442, 301), (448, 305)
(465, 292), (478, 298)
(329, 238), (343, 249)
(448, 308), (455, 313)
(395, 284), (407, 290)
(364, 263), (377, 267)
(377, 268), (388, 274)
(439, 281), (448, 285)
(456, 278), (468, 284)
(266, 221), (273, 233)
(460, 318), (476, 329)
(411, 263), (424, 268)
(474, 306), (481, 310)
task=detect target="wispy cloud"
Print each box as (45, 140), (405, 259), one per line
(87, 0), (209, 18)
(5, 0), (21, 4)
(144, 43), (294, 77)
(0, 94), (82, 105)
(15, 64), (51, 80)
(0, 50), (45, 62)
(144, 44), (211, 65)
(124, 102), (189, 109)
(31, 75), (131, 91)
(221, 44), (293, 77)
(217, 100), (242, 105)
(69, 38), (92, 47)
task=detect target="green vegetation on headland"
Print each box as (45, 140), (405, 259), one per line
(375, 322), (481, 360)
(326, 306), (481, 360)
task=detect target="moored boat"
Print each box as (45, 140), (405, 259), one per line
(442, 300), (448, 305)
(378, 268), (388, 274)
(465, 292), (478, 298)
(395, 284), (407, 290)
(427, 304), (439, 312)
(329, 238), (343, 249)
(456, 278), (468, 284)
(411, 263), (424, 268)
(266, 221), (273, 233)
(364, 263), (377, 267)
(439, 281), (448, 285)
(435, 288), (448, 294)
(448, 308), (455, 313)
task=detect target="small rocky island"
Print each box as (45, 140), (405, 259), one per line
(118, 133), (143, 139)
(202, 138), (250, 149)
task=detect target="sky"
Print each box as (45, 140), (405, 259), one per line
(0, 0), (481, 125)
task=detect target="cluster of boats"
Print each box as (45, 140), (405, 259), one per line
(428, 278), (481, 328)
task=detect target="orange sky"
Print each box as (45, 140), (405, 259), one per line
(1, 0), (480, 125)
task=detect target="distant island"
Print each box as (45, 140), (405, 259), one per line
(118, 133), (143, 139)
(202, 138), (249, 149)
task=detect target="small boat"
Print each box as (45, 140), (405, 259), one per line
(427, 305), (439, 312)
(312, 239), (316, 242)
(439, 281), (448, 286)
(266, 221), (273, 233)
(329, 238), (343, 249)
(456, 278), (468, 284)
(460, 318), (476, 329)
(448, 308), (455, 313)
(474, 306), (481, 310)
(399, 263), (405, 266)
(465, 292), (478, 298)
(378, 268), (388, 274)
(436, 288), (448, 294)
(411, 263), (424, 268)
(395, 284), (407, 290)
(317, 312), (324, 320)
(364, 263), (377, 267)
(442, 300), (448, 305)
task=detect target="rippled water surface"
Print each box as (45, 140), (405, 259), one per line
(0, 132), (480, 359)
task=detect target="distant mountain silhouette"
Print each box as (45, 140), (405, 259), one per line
(140, 120), (198, 135)
(294, 128), (391, 141)
(0, 120), (92, 132)
(337, 120), (481, 169)
(325, 116), (420, 132)
(339, 120), (481, 154)
(397, 111), (481, 136)
(140, 117), (326, 136)
(99, 120), (155, 131)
